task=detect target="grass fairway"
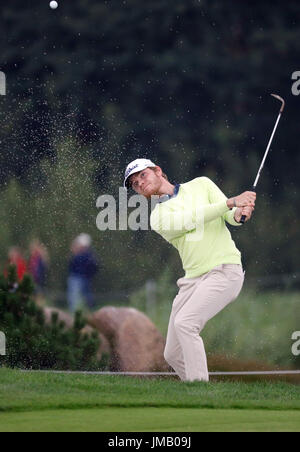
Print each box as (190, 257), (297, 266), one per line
(1, 407), (300, 432)
(0, 368), (299, 432)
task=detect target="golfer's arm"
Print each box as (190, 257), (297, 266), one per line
(205, 177), (242, 227)
(150, 201), (231, 242)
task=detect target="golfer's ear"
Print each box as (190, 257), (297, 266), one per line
(155, 166), (163, 176)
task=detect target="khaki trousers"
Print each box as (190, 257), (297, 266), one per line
(164, 264), (245, 382)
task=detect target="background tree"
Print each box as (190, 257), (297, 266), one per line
(0, 0), (299, 295)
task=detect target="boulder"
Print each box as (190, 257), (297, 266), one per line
(88, 307), (169, 372)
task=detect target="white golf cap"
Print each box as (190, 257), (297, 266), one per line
(123, 158), (157, 189)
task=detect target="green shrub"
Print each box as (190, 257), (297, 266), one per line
(0, 266), (103, 371)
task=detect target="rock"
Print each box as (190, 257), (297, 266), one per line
(88, 307), (169, 372)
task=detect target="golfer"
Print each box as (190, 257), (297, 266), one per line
(124, 159), (256, 382)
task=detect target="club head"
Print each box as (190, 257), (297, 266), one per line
(271, 94), (285, 113)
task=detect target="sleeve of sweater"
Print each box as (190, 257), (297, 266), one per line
(205, 177), (242, 227)
(150, 178), (234, 242)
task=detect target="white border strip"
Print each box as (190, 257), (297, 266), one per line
(20, 370), (300, 376)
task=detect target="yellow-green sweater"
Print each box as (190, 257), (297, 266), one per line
(150, 177), (242, 278)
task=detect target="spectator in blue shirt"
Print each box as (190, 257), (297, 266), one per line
(67, 233), (99, 313)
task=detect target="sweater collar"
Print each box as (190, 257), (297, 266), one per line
(158, 184), (181, 204)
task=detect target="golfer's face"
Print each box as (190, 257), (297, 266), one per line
(130, 168), (160, 197)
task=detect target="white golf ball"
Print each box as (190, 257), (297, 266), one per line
(49, 1), (58, 9)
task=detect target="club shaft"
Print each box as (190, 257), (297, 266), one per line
(253, 112), (282, 188)
(240, 94), (284, 225)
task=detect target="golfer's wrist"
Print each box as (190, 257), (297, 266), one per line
(226, 198), (236, 209)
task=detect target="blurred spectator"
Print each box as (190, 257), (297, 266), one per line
(5, 247), (27, 282)
(28, 239), (49, 302)
(67, 233), (99, 313)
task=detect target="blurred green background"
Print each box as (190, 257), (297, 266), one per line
(0, 0), (299, 367)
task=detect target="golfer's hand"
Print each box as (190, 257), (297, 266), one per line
(229, 191), (256, 208)
(234, 206), (255, 223)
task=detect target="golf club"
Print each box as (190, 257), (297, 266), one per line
(240, 94), (285, 224)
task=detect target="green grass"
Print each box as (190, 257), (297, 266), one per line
(0, 368), (300, 431)
(1, 408), (300, 432)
